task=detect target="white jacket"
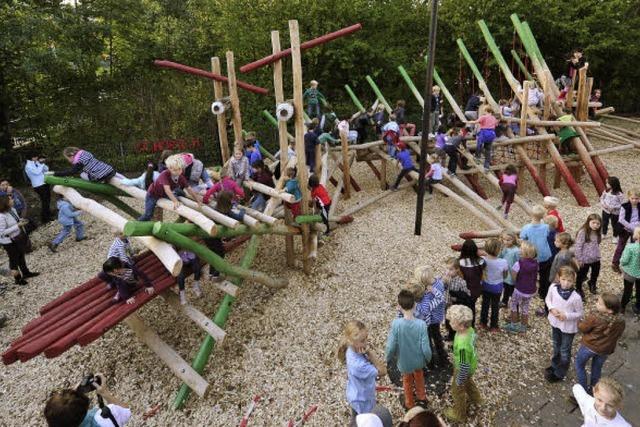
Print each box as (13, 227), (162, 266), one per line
(0, 209), (21, 244)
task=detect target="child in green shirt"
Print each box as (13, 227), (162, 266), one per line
(303, 80), (326, 118)
(444, 304), (482, 423)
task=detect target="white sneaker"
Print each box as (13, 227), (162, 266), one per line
(179, 290), (187, 305)
(192, 281), (203, 298)
(612, 237), (618, 244)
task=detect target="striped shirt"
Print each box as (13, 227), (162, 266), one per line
(108, 237), (133, 264)
(55, 150), (115, 181)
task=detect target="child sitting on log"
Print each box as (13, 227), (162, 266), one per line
(283, 167), (302, 219)
(390, 143), (416, 191)
(308, 175), (331, 235)
(54, 147), (119, 182)
(424, 154), (443, 199)
(48, 194), (86, 253)
(138, 154), (202, 221)
(177, 249), (202, 305)
(228, 148), (250, 187)
(249, 160), (274, 212)
(181, 152), (213, 191)
(99, 256), (154, 304)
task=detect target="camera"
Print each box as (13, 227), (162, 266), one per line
(76, 373), (101, 394)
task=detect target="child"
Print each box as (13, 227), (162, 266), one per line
(575, 293), (625, 394)
(107, 231), (134, 265)
(573, 378), (631, 426)
(138, 155), (202, 221)
(385, 290), (431, 409)
(244, 140), (263, 168)
(469, 106), (497, 171)
(48, 195), (86, 253)
(54, 147), (117, 182)
(304, 121), (322, 172)
(425, 154), (443, 197)
(498, 98), (512, 118)
(283, 167), (302, 219)
(499, 231), (520, 307)
(249, 160), (274, 212)
(545, 266), (584, 382)
(391, 143), (416, 191)
(394, 99), (416, 136)
(442, 127), (467, 177)
(520, 205), (553, 314)
(181, 153), (213, 190)
(549, 232), (579, 286)
(620, 226), (640, 314)
(443, 305), (481, 423)
(413, 266), (447, 365)
(337, 320), (387, 420)
(203, 172), (245, 206)
(308, 175), (331, 235)
(543, 196), (565, 232)
(228, 149), (250, 186)
(177, 250), (202, 305)
(443, 257), (472, 340)
(498, 165), (518, 219)
(480, 238), (509, 332)
(575, 214), (602, 296)
(120, 160), (159, 190)
(544, 215), (560, 258)
(99, 256), (154, 304)
(303, 80), (325, 118)
(382, 115), (400, 157)
(505, 242), (538, 333)
(613, 188), (640, 273)
(600, 176), (625, 242)
(458, 239), (486, 325)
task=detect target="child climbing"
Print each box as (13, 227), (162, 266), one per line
(458, 239), (486, 326)
(545, 266), (583, 383)
(390, 143), (416, 191)
(248, 160), (274, 212)
(620, 226), (640, 314)
(442, 127), (467, 177)
(498, 164), (518, 219)
(600, 176), (625, 242)
(304, 121), (322, 172)
(283, 167), (302, 219)
(385, 289), (431, 410)
(612, 188), (640, 273)
(177, 250), (202, 305)
(469, 106), (497, 171)
(520, 205), (553, 315)
(424, 154), (443, 198)
(480, 238), (509, 332)
(575, 214), (602, 296)
(54, 147), (118, 182)
(181, 152), (213, 190)
(382, 114), (400, 157)
(444, 304), (481, 423)
(575, 293), (625, 395)
(138, 154), (202, 221)
(443, 257), (472, 341)
(203, 172), (245, 206)
(99, 256), (154, 304)
(504, 242), (538, 333)
(543, 196), (565, 232)
(549, 232), (579, 287)
(107, 231), (134, 265)
(303, 80), (325, 118)
(308, 175), (331, 235)
(499, 230), (520, 308)
(394, 100), (416, 136)
(572, 377), (632, 426)
(228, 148), (251, 187)
(337, 320), (387, 421)
(48, 194), (86, 253)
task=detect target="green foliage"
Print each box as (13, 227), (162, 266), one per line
(1, 0), (639, 181)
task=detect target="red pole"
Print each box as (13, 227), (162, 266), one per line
(153, 60), (269, 95)
(239, 23), (362, 73)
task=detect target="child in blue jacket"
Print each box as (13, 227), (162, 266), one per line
(49, 195), (86, 252)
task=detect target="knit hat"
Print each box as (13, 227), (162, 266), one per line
(543, 196), (559, 206)
(356, 413), (383, 427)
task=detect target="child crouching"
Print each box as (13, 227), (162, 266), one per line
(99, 257), (154, 304)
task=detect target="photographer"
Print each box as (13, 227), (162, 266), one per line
(24, 153), (53, 223)
(44, 374), (131, 427)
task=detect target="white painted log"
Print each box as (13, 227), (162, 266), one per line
(237, 204), (278, 225)
(179, 197), (239, 229)
(214, 280), (238, 297)
(160, 290), (226, 342)
(52, 185), (182, 276)
(243, 180), (295, 203)
(124, 313), (209, 397)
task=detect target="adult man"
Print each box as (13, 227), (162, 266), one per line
(24, 154), (52, 223)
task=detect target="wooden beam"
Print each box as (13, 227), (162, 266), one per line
(213, 280), (238, 297)
(211, 57), (230, 163)
(226, 51), (244, 153)
(501, 117), (601, 128)
(161, 290), (226, 342)
(340, 130), (351, 199)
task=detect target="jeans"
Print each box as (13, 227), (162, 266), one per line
(2, 242), (29, 275)
(52, 221), (85, 245)
(482, 140), (493, 169)
(480, 291), (500, 328)
(575, 344), (607, 393)
(444, 145), (458, 174)
(501, 284), (515, 305)
(551, 327), (575, 379)
(250, 193), (267, 212)
(386, 141), (397, 158)
(307, 103), (320, 118)
(138, 189), (186, 221)
(538, 258), (552, 300)
(576, 261), (601, 294)
(601, 210), (619, 236)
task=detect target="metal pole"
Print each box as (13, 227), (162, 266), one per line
(415, 0), (439, 235)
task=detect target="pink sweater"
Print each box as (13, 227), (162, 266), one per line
(545, 284), (584, 333)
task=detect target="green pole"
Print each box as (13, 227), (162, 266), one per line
(365, 75), (392, 113)
(261, 109), (278, 127)
(45, 176), (128, 197)
(477, 20), (522, 91)
(173, 235), (261, 409)
(510, 14), (542, 72)
(522, 21), (545, 66)
(123, 221), (301, 239)
(397, 66), (424, 107)
(294, 214), (323, 225)
(456, 38), (499, 109)
(344, 84), (366, 112)
(510, 49), (534, 81)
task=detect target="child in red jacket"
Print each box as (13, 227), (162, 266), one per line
(308, 174), (332, 235)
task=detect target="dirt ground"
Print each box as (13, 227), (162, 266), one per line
(0, 123), (639, 426)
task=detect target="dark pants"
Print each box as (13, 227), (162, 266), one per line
(428, 323), (446, 362)
(470, 296), (478, 327)
(601, 210), (619, 236)
(576, 261), (601, 295)
(34, 184), (52, 222)
(500, 183), (517, 214)
(203, 237), (225, 276)
(427, 178), (441, 194)
(2, 242), (29, 277)
(612, 231), (633, 267)
(317, 202), (331, 233)
(177, 258), (201, 291)
(480, 291), (500, 328)
(622, 276), (640, 311)
(551, 327), (575, 379)
(501, 284), (515, 305)
(444, 146), (458, 174)
(538, 259), (552, 302)
(393, 167), (417, 188)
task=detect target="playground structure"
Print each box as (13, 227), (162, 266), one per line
(4, 15), (640, 413)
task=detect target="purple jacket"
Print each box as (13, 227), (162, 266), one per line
(514, 257), (538, 295)
(574, 229), (601, 264)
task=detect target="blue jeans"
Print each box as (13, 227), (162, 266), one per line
(307, 103), (320, 118)
(250, 193), (267, 212)
(575, 344), (607, 393)
(551, 327), (575, 379)
(138, 189), (186, 221)
(53, 221), (85, 245)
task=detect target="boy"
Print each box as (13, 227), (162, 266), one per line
(520, 205), (553, 314)
(245, 140), (263, 168)
(308, 175), (331, 235)
(48, 195), (85, 252)
(303, 80), (325, 118)
(573, 377), (631, 426)
(138, 154), (202, 221)
(390, 143), (416, 191)
(444, 305), (481, 423)
(304, 121), (322, 172)
(385, 289), (431, 409)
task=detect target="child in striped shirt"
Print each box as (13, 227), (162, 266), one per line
(414, 266), (447, 366)
(99, 257), (154, 304)
(55, 147), (117, 182)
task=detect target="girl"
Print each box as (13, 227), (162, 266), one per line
(177, 250), (203, 305)
(480, 238), (508, 332)
(549, 232), (579, 286)
(283, 167), (302, 219)
(543, 196), (565, 232)
(545, 266), (584, 382)
(228, 149), (250, 186)
(99, 257), (154, 304)
(600, 176), (625, 242)
(0, 195), (37, 285)
(337, 320), (387, 421)
(120, 160), (159, 190)
(575, 214), (602, 296)
(498, 165), (518, 219)
(613, 188), (640, 273)
(499, 230), (520, 307)
(414, 266), (447, 365)
(505, 242), (538, 333)
(54, 147), (117, 182)
(576, 293), (625, 394)
(181, 152), (213, 190)
(425, 154), (443, 197)
(469, 106), (497, 171)
(620, 226), (640, 314)
(458, 239), (486, 326)
(443, 257), (472, 341)
(249, 160), (274, 212)
(520, 205), (553, 316)
(573, 377), (632, 426)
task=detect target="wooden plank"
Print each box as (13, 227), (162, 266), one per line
(161, 290), (226, 342)
(211, 57), (230, 163)
(214, 280), (238, 297)
(226, 51), (244, 152)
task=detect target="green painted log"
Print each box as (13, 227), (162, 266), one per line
(397, 65), (424, 107)
(294, 214), (323, 225)
(103, 195), (141, 219)
(478, 20), (522, 91)
(151, 222), (287, 289)
(510, 49), (534, 82)
(365, 75), (392, 113)
(261, 110), (295, 142)
(344, 84), (366, 112)
(510, 14), (542, 72)
(522, 21), (545, 65)
(456, 39), (499, 109)
(45, 176), (128, 197)
(173, 235), (260, 409)
(124, 221), (301, 238)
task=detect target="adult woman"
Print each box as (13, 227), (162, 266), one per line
(0, 195), (38, 284)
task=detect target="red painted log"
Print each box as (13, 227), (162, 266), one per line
(515, 146), (550, 197)
(223, 236), (251, 253)
(464, 174), (488, 199)
(153, 60), (269, 95)
(240, 24), (363, 73)
(546, 140), (590, 207)
(568, 136), (606, 195)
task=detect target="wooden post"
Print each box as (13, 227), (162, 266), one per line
(340, 130), (351, 199)
(575, 67), (587, 122)
(211, 57), (230, 163)
(160, 290), (226, 342)
(520, 81), (530, 138)
(289, 20), (311, 273)
(226, 51), (244, 153)
(380, 157), (387, 190)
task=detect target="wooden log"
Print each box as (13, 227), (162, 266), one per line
(124, 313), (209, 398)
(161, 290), (226, 342)
(213, 280), (238, 297)
(237, 204), (277, 225)
(336, 180), (414, 219)
(459, 229), (504, 239)
(491, 133), (556, 148)
(177, 196), (239, 229)
(340, 130), (351, 199)
(567, 136), (605, 194)
(594, 107), (615, 116)
(211, 57), (230, 163)
(501, 117), (601, 128)
(243, 180), (295, 203)
(226, 51), (244, 153)
(520, 81), (530, 138)
(602, 114), (640, 125)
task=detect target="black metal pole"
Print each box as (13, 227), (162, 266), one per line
(415, 0), (439, 235)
